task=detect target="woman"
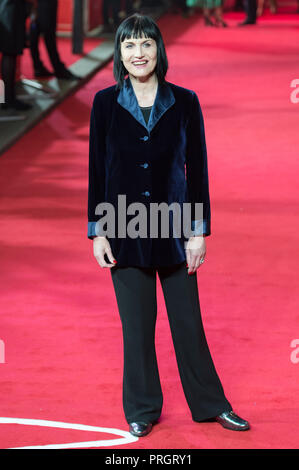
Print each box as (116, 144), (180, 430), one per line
(88, 13), (249, 437)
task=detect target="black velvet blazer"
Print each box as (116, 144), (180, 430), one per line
(88, 75), (211, 267)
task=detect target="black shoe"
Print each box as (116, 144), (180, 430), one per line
(55, 69), (80, 80)
(129, 422), (153, 437)
(215, 410), (250, 431)
(34, 66), (54, 78)
(238, 20), (256, 26)
(1, 99), (32, 111)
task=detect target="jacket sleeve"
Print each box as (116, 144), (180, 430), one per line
(185, 91), (211, 237)
(87, 94), (107, 239)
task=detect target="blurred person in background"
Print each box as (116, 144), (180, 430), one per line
(0, 0), (36, 111)
(29, 0), (79, 79)
(239, 0), (257, 24)
(234, 0), (244, 10)
(257, 0), (277, 16)
(197, 0), (228, 26)
(102, 0), (122, 33)
(171, 0), (190, 17)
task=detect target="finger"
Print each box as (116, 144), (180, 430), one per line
(185, 249), (191, 269)
(105, 247), (117, 266)
(102, 257), (116, 268)
(187, 255), (197, 274)
(189, 267), (198, 275)
(101, 253), (117, 268)
(96, 257), (114, 268)
(94, 255), (105, 267)
(188, 255), (202, 274)
(185, 249), (194, 273)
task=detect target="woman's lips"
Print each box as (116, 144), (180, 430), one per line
(132, 61), (148, 68)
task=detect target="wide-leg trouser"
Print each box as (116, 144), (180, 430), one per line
(110, 261), (232, 424)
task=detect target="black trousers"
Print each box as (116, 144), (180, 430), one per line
(110, 261), (232, 424)
(244, 0), (257, 22)
(1, 54), (17, 104)
(29, 0), (64, 73)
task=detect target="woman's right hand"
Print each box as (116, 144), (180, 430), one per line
(93, 237), (117, 268)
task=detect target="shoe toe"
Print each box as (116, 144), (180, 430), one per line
(129, 421), (153, 437)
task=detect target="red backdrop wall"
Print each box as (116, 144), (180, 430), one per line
(57, 0), (104, 33)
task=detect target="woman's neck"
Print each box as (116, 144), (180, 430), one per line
(129, 73), (158, 96)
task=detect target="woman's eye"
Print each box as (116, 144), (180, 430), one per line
(125, 43), (151, 48)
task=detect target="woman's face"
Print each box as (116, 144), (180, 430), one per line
(120, 33), (157, 80)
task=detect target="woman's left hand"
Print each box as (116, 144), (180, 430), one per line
(185, 236), (206, 274)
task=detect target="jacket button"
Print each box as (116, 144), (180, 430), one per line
(142, 191), (150, 196)
(140, 135), (149, 141)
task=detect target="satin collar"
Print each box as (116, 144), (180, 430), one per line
(117, 75), (175, 133)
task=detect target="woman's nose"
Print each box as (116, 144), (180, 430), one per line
(135, 46), (143, 57)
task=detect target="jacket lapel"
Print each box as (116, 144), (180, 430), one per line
(117, 75), (175, 133)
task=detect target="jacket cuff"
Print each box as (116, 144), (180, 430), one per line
(89, 221), (210, 238)
(191, 219), (210, 236)
(88, 221), (98, 239)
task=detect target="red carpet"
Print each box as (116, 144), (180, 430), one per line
(1, 11), (299, 449)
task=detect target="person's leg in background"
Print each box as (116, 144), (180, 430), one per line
(102, 0), (113, 32)
(247, 0), (257, 22)
(110, 0), (121, 30)
(1, 54), (31, 110)
(203, 6), (216, 25)
(269, 0), (277, 13)
(239, 0), (257, 24)
(1, 54), (17, 106)
(42, 24), (65, 76)
(110, 265), (163, 425)
(35, 0), (78, 79)
(256, 0), (264, 16)
(157, 262), (232, 422)
(29, 19), (53, 77)
(200, 0), (217, 26)
(213, 0), (228, 27)
(0, 0), (32, 111)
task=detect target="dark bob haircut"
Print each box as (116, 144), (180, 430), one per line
(113, 14), (168, 90)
